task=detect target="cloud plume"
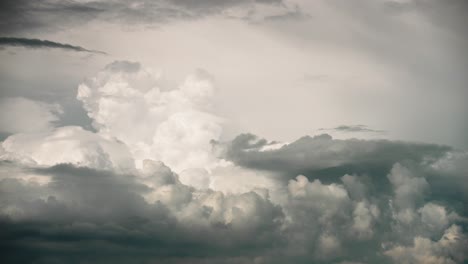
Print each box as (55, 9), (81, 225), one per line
(0, 37), (107, 54)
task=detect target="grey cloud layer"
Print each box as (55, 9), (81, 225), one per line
(0, 0), (288, 34)
(1, 133), (468, 263)
(0, 37), (107, 54)
(0, 162), (285, 264)
(220, 134), (468, 215)
(219, 133), (451, 180)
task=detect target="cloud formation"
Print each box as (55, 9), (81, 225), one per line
(1, 152), (467, 263)
(77, 61), (222, 172)
(1, 61), (467, 263)
(219, 133), (451, 181)
(0, 37), (107, 54)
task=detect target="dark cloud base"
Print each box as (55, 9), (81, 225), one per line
(1, 134), (468, 263)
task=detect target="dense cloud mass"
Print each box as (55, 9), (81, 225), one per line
(0, 61), (467, 263)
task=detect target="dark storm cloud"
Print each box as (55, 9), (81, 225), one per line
(0, 37), (107, 54)
(2, 157), (468, 263)
(215, 134), (468, 263)
(219, 133), (451, 181)
(0, 163), (285, 264)
(0, 0), (289, 34)
(218, 134), (468, 228)
(1, 139), (468, 263)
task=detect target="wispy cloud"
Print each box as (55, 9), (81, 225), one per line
(0, 37), (107, 54)
(319, 124), (386, 133)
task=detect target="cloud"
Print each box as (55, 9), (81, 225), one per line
(1, 61), (467, 263)
(319, 125), (386, 134)
(77, 61), (222, 172)
(1, 143), (468, 263)
(0, 0), (296, 34)
(0, 162), (285, 263)
(0, 97), (62, 134)
(0, 37), (107, 54)
(219, 133), (451, 181)
(385, 225), (468, 264)
(1, 126), (135, 171)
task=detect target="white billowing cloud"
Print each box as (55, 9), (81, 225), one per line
(208, 163), (281, 196)
(284, 175), (350, 260)
(0, 97), (62, 133)
(288, 175), (349, 205)
(385, 225), (468, 264)
(152, 111), (222, 172)
(342, 175), (379, 239)
(77, 61), (222, 172)
(0, 62), (278, 194)
(317, 233), (342, 259)
(178, 168), (211, 190)
(1, 126), (134, 171)
(351, 200), (379, 239)
(124, 159), (284, 237)
(419, 203), (450, 235)
(388, 163), (429, 224)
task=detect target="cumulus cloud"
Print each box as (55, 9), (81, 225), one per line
(385, 225), (468, 264)
(77, 61), (222, 172)
(0, 97), (62, 134)
(1, 147), (468, 263)
(0, 162), (285, 263)
(1, 126), (134, 171)
(1, 61), (467, 263)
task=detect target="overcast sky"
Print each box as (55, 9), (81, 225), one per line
(1, 1), (467, 263)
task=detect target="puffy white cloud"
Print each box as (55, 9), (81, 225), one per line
(388, 163), (429, 224)
(77, 61), (222, 172)
(1, 126), (134, 171)
(351, 201), (379, 239)
(419, 203), (450, 235)
(317, 233), (342, 259)
(385, 225), (468, 264)
(0, 97), (62, 133)
(208, 163), (281, 196)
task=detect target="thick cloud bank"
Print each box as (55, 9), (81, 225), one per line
(1, 61), (467, 264)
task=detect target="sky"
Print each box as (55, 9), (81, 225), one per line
(0, 0), (467, 263)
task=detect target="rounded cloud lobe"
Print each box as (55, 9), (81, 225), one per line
(77, 61), (222, 172)
(1, 61), (467, 264)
